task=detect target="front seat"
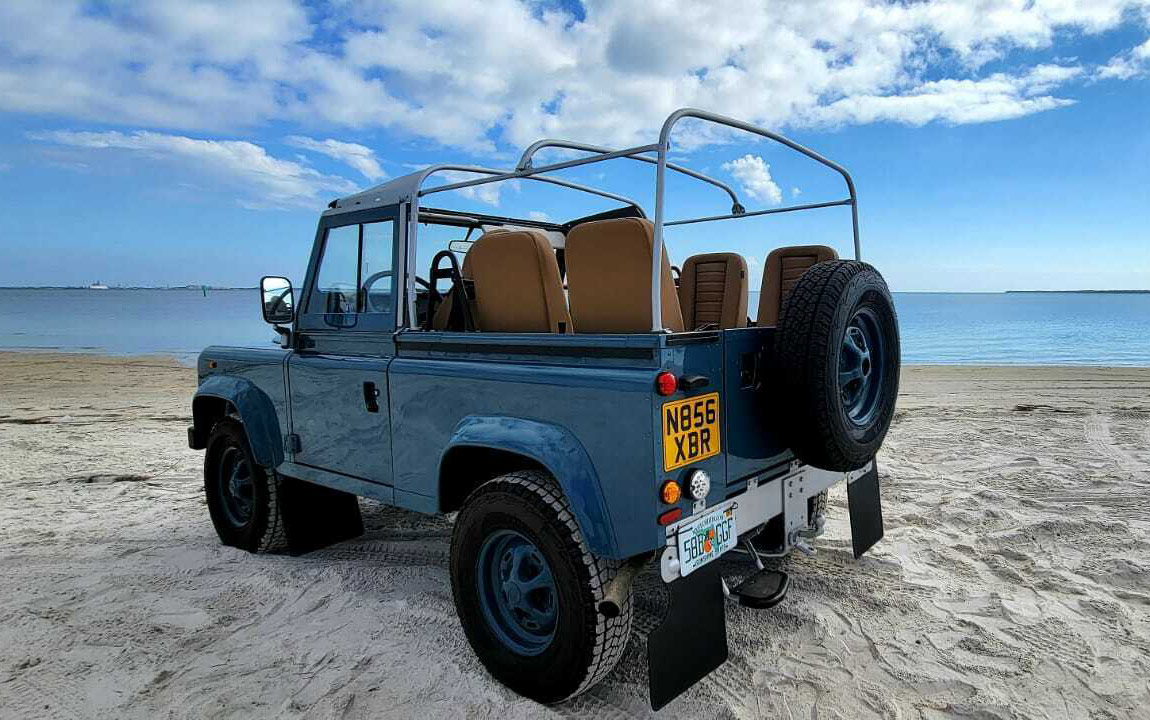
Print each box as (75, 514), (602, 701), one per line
(565, 218), (684, 333)
(464, 229), (572, 333)
(757, 245), (838, 326)
(678, 252), (748, 330)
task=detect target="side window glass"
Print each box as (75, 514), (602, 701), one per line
(311, 224), (358, 315)
(360, 220), (394, 314)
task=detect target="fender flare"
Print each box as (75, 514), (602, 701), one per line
(193, 375), (284, 468)
(440, 416), (618, 558)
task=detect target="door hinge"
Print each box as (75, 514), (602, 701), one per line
(285, 433), (301, 454)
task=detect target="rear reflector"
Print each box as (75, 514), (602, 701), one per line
(658, 507), (683, 526)
(656, 371), (677, 396)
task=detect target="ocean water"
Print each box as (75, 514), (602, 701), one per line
(1, 288), (1148, 366)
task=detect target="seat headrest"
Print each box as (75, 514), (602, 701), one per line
(466, 229), (572, 333)
(757, 245), (838, 326)
(678, 252), (748, 330)
(565, 218), (684, 333)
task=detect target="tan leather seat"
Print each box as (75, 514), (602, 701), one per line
(678, 252), (748, 330)
(565, 218), (684, 333)
(458, 229), (572, 333)
(757, 245), (838, 326)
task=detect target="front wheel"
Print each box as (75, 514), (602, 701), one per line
(203, 418), (287, 553)
(449, 471), (632, 704)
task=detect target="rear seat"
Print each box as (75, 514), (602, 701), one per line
(678, 252), (748, 330)
(757, 245), (838, 326)
(565, 218), (684, 333)
(435, 228), (572, 333)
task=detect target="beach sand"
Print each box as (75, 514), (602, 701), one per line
(1, 353), (1148, 719)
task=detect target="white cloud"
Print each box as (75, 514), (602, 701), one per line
(30, 130), (358, 208)
(528, 210), (553, 222)
(722, 155), (783, 205)
(1097, 38), (1150, 79)
(805, 65), (1083, 126)
(791, 187), (802, 199)
(1, 1), (1148, 151)
(285, 136), (385, 180)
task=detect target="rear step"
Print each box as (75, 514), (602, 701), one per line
(729, 569), (789, 609)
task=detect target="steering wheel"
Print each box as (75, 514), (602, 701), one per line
(361, 270), (392, 312)
(363, 272), (437, 313)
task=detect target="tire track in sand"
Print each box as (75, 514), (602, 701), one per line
(1084, 413), (1148, 477)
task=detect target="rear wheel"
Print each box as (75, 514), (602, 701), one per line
(775, 260), (900, 471)
(450, 470), (631, 703)
(203, 418), (287, 553)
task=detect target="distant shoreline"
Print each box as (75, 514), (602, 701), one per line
(1005, 289), (1150, 294)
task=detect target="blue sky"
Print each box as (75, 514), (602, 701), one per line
(0, 0), (1147, 292)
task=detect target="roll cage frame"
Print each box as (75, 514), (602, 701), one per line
(396, 108), (861, 332)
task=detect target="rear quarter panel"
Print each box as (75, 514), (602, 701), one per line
(389, 345), (658, 558)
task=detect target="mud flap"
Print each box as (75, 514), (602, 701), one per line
(279, 476), (364, 556)
(847, 461), (883, 559)
(647, 561), (728, 711)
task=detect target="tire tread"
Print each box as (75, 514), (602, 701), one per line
(776, 260), (899, 470)
(453, 470), (632, 702)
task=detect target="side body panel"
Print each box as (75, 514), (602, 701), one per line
(388, 334), (660, 559)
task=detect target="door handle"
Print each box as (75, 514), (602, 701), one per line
(679, 374), (710, 391)
(363, 381), (380, 413)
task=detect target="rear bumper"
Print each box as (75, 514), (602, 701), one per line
(658, 461), (868, 582)
(644, 460), (882, 709)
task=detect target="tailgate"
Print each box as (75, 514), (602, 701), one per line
(720, 327), (793, 485)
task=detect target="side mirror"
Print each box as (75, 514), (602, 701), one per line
(447, 239), (473, 254)
(260, 276), (294, 325)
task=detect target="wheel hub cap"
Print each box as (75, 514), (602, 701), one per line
(476, 530), (557, 656)
(217, 446), (254, 527)
(839, 308), (886, 427)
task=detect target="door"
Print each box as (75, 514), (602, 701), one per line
(288, 208), (400, 485)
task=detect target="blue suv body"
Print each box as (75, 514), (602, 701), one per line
(188, 109), (898, 710)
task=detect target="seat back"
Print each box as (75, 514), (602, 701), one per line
(678, 252), (748, 330)
(565, 218), (684, 333)
(757, 245), (838, 326)
(465, 229), (572, 333)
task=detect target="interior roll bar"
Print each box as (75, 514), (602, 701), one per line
(398, 110), (862, 332)
(516, 139), (745, 215)
(650, 108), (860, 330)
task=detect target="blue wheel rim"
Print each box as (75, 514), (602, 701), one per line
(839, 307), (886, 427)
(476, 529), (558, 656)
(217, 446), (253, 527)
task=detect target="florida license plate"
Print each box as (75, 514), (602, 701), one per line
(676, 503), (736, 576)
(661, 392), (720, 471)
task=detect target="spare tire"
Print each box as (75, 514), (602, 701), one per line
(775, 260), (900, 471)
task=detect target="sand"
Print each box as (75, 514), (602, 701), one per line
(1, 353), (1148, 719)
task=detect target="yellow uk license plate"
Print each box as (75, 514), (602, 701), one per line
(661, 392), (721, 471)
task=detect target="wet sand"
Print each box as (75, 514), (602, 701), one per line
(1, 353), (1148, 718)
